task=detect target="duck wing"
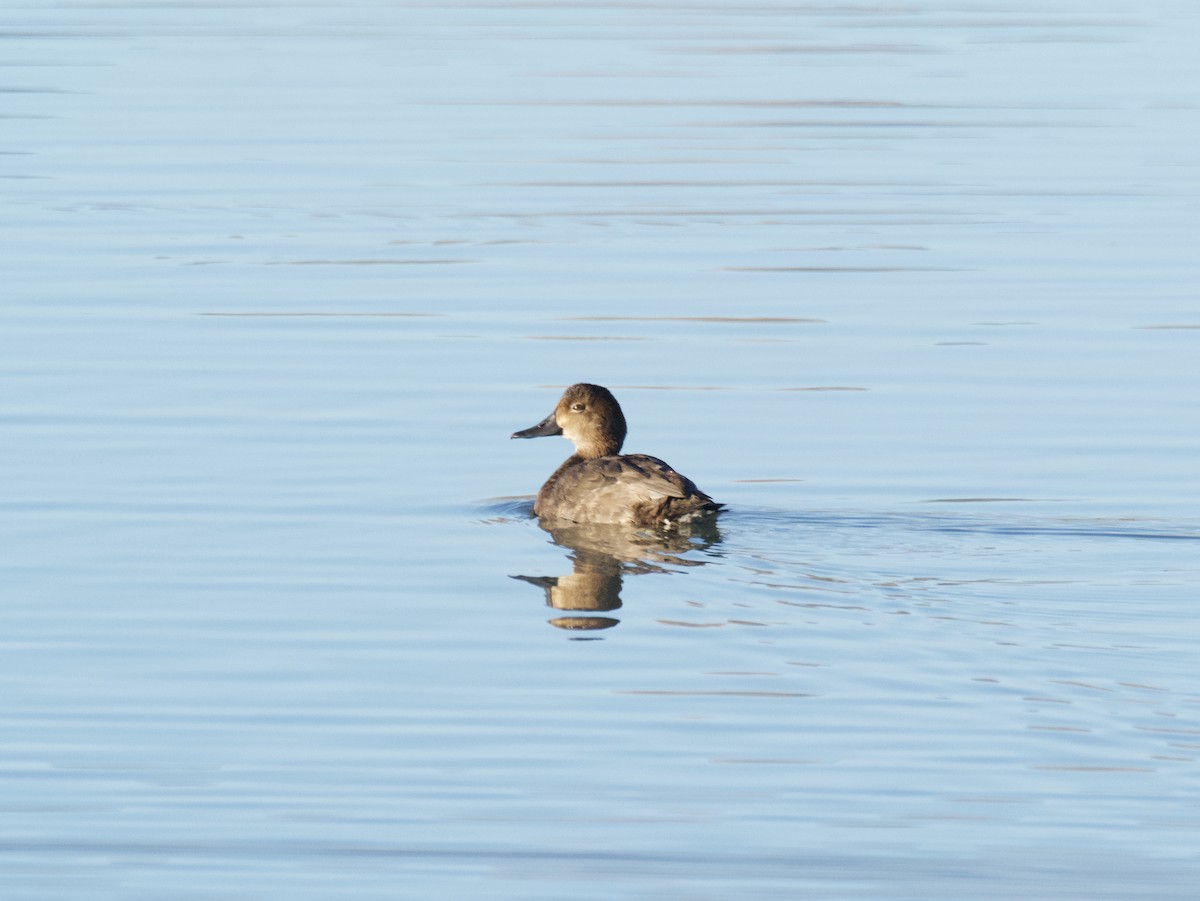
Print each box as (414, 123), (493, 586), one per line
(538, 454), (718, 526)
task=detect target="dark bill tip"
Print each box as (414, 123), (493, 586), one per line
(511, 411), (563, 440)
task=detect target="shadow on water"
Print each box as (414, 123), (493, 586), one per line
(494, 500), (722, 633)
(724, 506), (1200, 544)
(482, 500), (1197, 634)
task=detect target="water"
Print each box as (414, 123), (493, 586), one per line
(3, 1), (1199, 897)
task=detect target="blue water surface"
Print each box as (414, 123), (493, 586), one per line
(2, 1), (1198, 898)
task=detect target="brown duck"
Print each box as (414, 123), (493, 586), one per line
(512, 383), (721, 529)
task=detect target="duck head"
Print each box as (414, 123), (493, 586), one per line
(511, 383), (627, 459)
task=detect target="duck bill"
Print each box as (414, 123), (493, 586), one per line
(511, 412), (563, 439)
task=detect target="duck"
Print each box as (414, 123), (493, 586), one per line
(511, 383), (721, 529)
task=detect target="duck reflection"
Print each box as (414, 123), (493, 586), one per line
(512, 518), (721, 631)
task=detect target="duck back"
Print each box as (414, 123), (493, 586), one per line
(535, 453), (721, 529)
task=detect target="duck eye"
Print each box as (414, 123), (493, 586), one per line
(571, 402), (585, 412)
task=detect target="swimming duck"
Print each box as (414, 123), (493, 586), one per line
(511, 383), (721, 529)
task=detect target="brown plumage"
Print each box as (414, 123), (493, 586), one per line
(511, 383), (721, 529)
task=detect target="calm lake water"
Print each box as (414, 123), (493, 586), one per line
(3, 1), (1198, 897)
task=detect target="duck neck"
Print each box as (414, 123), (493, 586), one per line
(574, 440), (620, 460)
(571, 424), (624, 458)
